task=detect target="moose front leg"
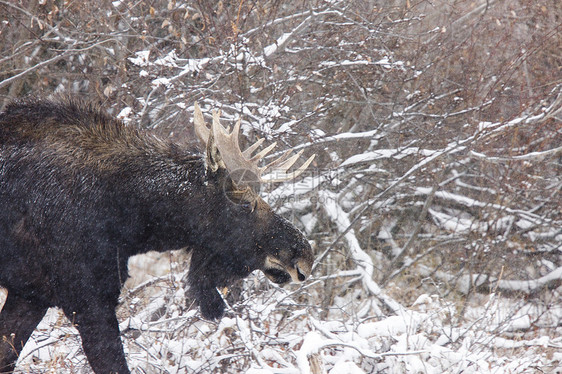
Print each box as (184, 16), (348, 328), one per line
(63, 304), (129, 374)
(191, 284), (225, 320)
(187, 251), (230, 320)
(0, 291), (48, 373)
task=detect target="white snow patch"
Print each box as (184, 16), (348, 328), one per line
(128, 50), (150, 66)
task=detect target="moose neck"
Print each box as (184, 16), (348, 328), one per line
(118, 149), (218, 257)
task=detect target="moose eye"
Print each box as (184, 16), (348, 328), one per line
(241, 200), (257, 212)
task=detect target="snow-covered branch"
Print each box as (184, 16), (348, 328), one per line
(321, 191), (404, 315)
(470, 146), (562, 162)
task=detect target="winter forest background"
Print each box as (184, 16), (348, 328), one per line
(0, 0), (561, 373)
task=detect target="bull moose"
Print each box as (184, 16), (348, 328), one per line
(0, 98), (314, 373)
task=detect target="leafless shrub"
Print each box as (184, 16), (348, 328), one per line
(1, 0), (560, 373)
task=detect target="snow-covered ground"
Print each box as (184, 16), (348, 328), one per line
(6, 252), (561, 373)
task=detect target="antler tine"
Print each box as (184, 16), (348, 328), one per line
(261, 154), (316, 183)
(230, 117), (241, 142)
(291, 154), (316, 179)
(249, 142), (277, 162)
(269, 150), (303, 173)
(242, 138), (265, 158)
(212, 110), (231, 136)
(212, 110), (240, 142)
(295, 154), (316, 174)
(193, 102), (210, 145)
(262, 149), (293, 172)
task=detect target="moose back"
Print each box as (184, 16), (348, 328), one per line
(0, 99), (314, 373)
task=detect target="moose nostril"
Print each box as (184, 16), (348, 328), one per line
(296, 266), (306, 281)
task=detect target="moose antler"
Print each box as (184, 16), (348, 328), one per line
(193, 103), (315, 184)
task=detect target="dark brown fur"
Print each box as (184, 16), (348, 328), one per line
(0, 98), (313, 373)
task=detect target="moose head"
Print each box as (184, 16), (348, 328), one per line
(187, 103), (315, 320)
